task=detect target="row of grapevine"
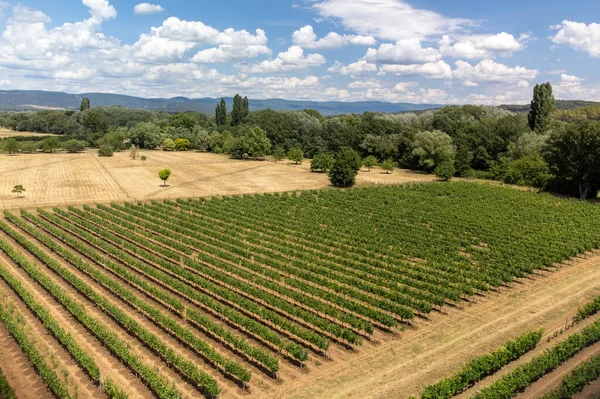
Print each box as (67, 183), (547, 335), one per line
(0, 227), (190, 399)
(0, 301), (71, 399)
(0, 367), (16, 399)
(575, 295), (600, 323)
(540, 352), (600, 399)
(419, 330), (543, 399)
(22, 209), (310, 362)
(472, 321), (600, 398)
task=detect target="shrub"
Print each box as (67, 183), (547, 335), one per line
(435, 162), (456, 181)
(98, 144), (114, 157)
(329, 147), (361, 188)
(174, 138), (191, 151)
(162, 138), (175, 151)
(63, 139), (87, 153)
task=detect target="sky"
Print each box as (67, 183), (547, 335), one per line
(0, 0), (599, 105)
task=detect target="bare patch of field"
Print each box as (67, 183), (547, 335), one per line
(0, 151), (436, 210)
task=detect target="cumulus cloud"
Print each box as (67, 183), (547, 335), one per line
(244, 46), (325, 73)
(452, 59), (538, 84)
(328, 59), (378, 77)
(134, 3), (165, 15)
(551, 20), (600, 57)
(379, 60), (453, 79)
(365, 39), (441, 64)
(439, 32), (529, 59)
(291, 25), (376, 49)
(82, 0), (117, 20)
(191, 45), (271, 63)
(312, 0), (472, 41)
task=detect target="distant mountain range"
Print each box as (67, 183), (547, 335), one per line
(0, 90), (443, 116)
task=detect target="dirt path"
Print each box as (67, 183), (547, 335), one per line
(274, 254), (600, 399)
(575, 377), (600, 398)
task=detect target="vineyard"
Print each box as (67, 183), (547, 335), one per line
(1, 182), (600, 398)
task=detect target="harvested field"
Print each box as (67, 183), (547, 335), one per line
(0, 128), (57, 138)
(0, 150), (435, 209)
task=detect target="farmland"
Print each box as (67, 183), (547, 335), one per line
(0, 182), (599, 398)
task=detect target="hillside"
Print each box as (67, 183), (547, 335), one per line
(0, 90), (442, 116)
(500, 100), (600, 112)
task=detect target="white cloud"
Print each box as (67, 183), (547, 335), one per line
(312, 0), (472, 41)
(191, 45), (271, 63)
(551, 20), (600, 57)
(291, 25), (376, 49)
(560, 73), (584, 83)
(379, 60), (452, 79)
(244, 46), (325, 73)
(439, 32), (528, 59)
(517, 80), (530, 88)
(82, 0), (117, 20)
(365, 39), (440, 64)
(392, 81), (419, 92)
(553, 73), (598, 100)
(328, 58), (378, 77)
(348, 79), (382, 89)
(150, 17), (268, 45)
(134, 3), (165, 15)
(452, 59), (539, 83)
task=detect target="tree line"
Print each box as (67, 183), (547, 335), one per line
(1, 87), (600, 198)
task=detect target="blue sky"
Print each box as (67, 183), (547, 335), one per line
(0, 0), (599, 105)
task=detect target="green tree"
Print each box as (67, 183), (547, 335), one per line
(215, 98), (227, 125)
(502, 154), (552, 188)
(272, 146), (286, 162)
(162, 138), (175, 151)
(12, 184), (25, 197)
(158, 169), (171, 187)
(362, 155), (377, 172)
(2, 138), (20, 155)
(174, 138), (191, 151)
(240, 126), (271, 159)
(545, 122), (600, 199)
(288, 147), (304, 164)
(63, 139), (86, 153)
(80, 97), (90, 112)
(97, 130), (126, 152)
(242, 96), (250, 119)
(528, 82), (555, 131)
(98, 144), (113, 157)
(435, 162), (456, 181)
(20, 141), (37, 153)
(412, 130), (456, 172)
(40, 137), (61, 153)
(329, 147), (361, 188)
(310, 153), (334, 173)
(231, 94), (245, 126)
(382, 158), (395, 174)
(130, 122), (164, 149)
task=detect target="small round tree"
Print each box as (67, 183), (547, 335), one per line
(12, 185), (25, 197)
(158, 169), (171, 187)
(3, 138), (20, 155)
(287, 147), (304, 164)
(163, 139), (176, 151)
(435, 162), (455, 181)
(362, 155), (377, 172)
(310, 153), (334, 173)
(382, 158), (395, 174)
(329, 147), (361, 188)
(98, 144), (114, 157)
(272, 146), (286, 163)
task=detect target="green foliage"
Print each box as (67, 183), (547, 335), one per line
(272, 145), (286, 162)
(2, 138), (20, 154)
(540, 353), (600, 399)
(310, 153), (334, 173)
(11, 185), (25, 197)
(574, 295), (600, 323)
(435, 162), (455, 181)
(382, 158), (395, 174)
(173, 138), (191, 151)
(421, 330), (543, 399)
(158, 169), (171, 186)
(238, 126), (271, 159)
(40, 137), (61, 153)
(216, 98), (227, 125)
(0, 367), (16, 399)
(231, 94), (249, 126)
(544, 121), (600, 199)
(80, 97), (90, 112)
(329, 147), (361, 188)
(412, 130), (456, 172)
(473, 320), (600, 399)
(162, 138), (175, 151)
(98, 144), (113, 157)
(362, 155), (377, 171)
(63, 139), (87, 153)
(19, 140), (37, 153)
(287, 147), (304, 164)
(501, 154), (552, 188)
(528, 82), (555, 131)
(130, 122), (164, 149)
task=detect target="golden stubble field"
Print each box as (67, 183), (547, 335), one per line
(0, 128), (57, 138)
(0, 150), (436, 209)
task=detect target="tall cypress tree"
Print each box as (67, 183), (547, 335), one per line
(80, 97), (90, 112)
(528, 83), (555, 132)
(231, 94), (243, 126)
(242, 96), (250, 118)
(215, 98), (227, 125)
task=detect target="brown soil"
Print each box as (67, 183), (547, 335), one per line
(0, 128), (57, 138)
(576, 377), (600, 398)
